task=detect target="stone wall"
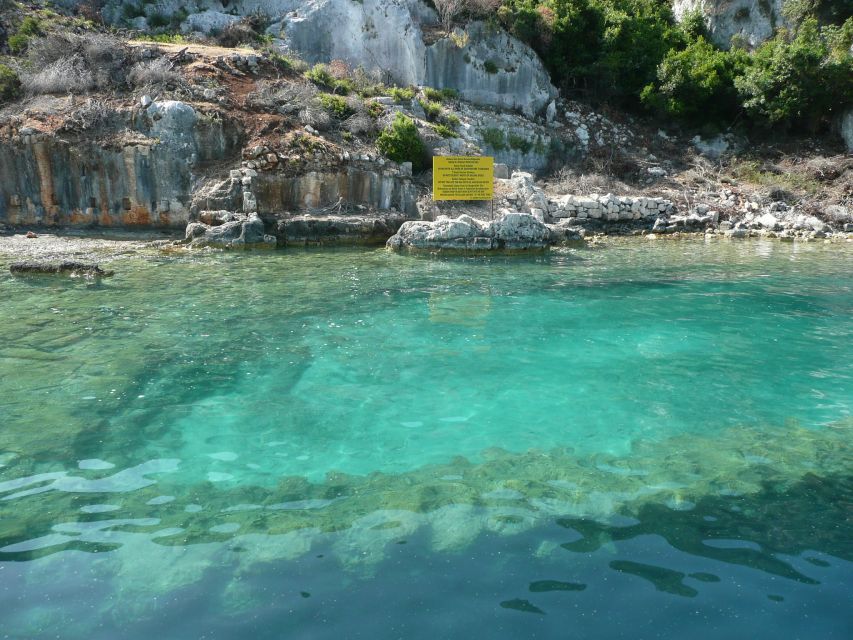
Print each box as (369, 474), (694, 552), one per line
(549, 194), (675, 221)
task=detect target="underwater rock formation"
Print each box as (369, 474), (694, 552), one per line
(9, 261), (114, 276)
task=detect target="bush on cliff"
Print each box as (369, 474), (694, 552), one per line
(376, 113), (427, 171)
(0, 64), (21, 103)
(640, 37), (747, 125)
(734, 18), (853, 130)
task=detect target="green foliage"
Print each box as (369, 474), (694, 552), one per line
(18, 17), (43, 38)
(444, 113), (461, 127)
(433, 123), (459, 138)
(0, 64), (21, 103)
(366, 100), (385, 118)
(122, 3), (145, 20)
(319, 93), (354, 118)
(142, 33), (188, 44)
(423, 87), (444, 102)
(8, 15), (43, 54)
(8, 34), (29, 54)
(376, 113), (427, 170)
(419, 98), (443, 120)
(640, 36), (747, 124)
(497, 0), (684, 105)
(440, 87), (459, 100)
(481, 127), (506, 150)
(483, 60), (499, 74)
(508, 133), (533, 153)
(304, 64), (353, 94)
(735, 18), (853, 129)
(389, 86), (415, 102)
(148, 12), (170, 28)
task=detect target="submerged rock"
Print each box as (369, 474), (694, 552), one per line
(386, 212), (553, 251)
(9, 261), (114, 277)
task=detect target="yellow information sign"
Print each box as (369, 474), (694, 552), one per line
(433, 156), (494, 201)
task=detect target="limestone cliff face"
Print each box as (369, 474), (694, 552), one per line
(672, 0), (788, 49)
(0, 101), (242, 228)
(102, 0), (557, 116)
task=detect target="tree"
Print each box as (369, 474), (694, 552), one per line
(434, 0), (466, 32)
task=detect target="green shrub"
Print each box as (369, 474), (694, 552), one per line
(508, 133), (532, 153)
(304, 63), (333, 86)
(8, 15), (43, 54)
(0, 65), (21, 103)
(483, 60), (499, 74)
(122, 3), (146, 20)
(304, 63), (352, 94)
(148, 12), (170, 29)
(366, 100), (384, 118)
(8, 34), (29, 54)
(319, 93), (354, 118)
(481, 127), (506, 150)
(18, 17), (43, 37)
(423, 87), (444, 102)
(734, 18), (853, 129)
(640, 36), (747, 124)
(376, 113), (426, 171)
(444, 113), (461, 127)
(389, 86), (415, 102)
(419, 99), (442, 120)
(440, 87), (459, 100)
(433, 123), (459, 138)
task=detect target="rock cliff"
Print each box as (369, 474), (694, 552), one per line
(672, 0), (787, 49)
(101, 0), (557, 116)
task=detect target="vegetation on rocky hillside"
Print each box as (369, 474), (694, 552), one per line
(491, 0), (852, 132)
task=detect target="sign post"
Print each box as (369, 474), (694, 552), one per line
(433, 156), (495, 218)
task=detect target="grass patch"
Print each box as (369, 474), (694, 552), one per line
(731, 160), (821, 195)
(389, 86), (415, 103)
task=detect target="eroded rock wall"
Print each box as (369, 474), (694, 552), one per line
(254, 169), (417, 217)
(103, 0), (557, 116)
(0, 101), (242, 229)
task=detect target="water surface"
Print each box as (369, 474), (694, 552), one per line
(0, 238), (851, 638)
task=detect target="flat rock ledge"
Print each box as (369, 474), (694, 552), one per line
(387, 213), (581, 252)
(9, 261), (114, 277)
(185, 212), (276, 249)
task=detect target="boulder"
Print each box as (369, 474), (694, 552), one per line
(185, 213), (275, 249)
(387, 212), (551, 251)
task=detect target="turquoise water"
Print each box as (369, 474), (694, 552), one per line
(0, 238), (851, 638)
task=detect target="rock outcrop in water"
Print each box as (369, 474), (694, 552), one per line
(387, 212), (561, 251)
(185, 212), (276, 249)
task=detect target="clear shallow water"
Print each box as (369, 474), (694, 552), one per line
(0, 238), (851, 638)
